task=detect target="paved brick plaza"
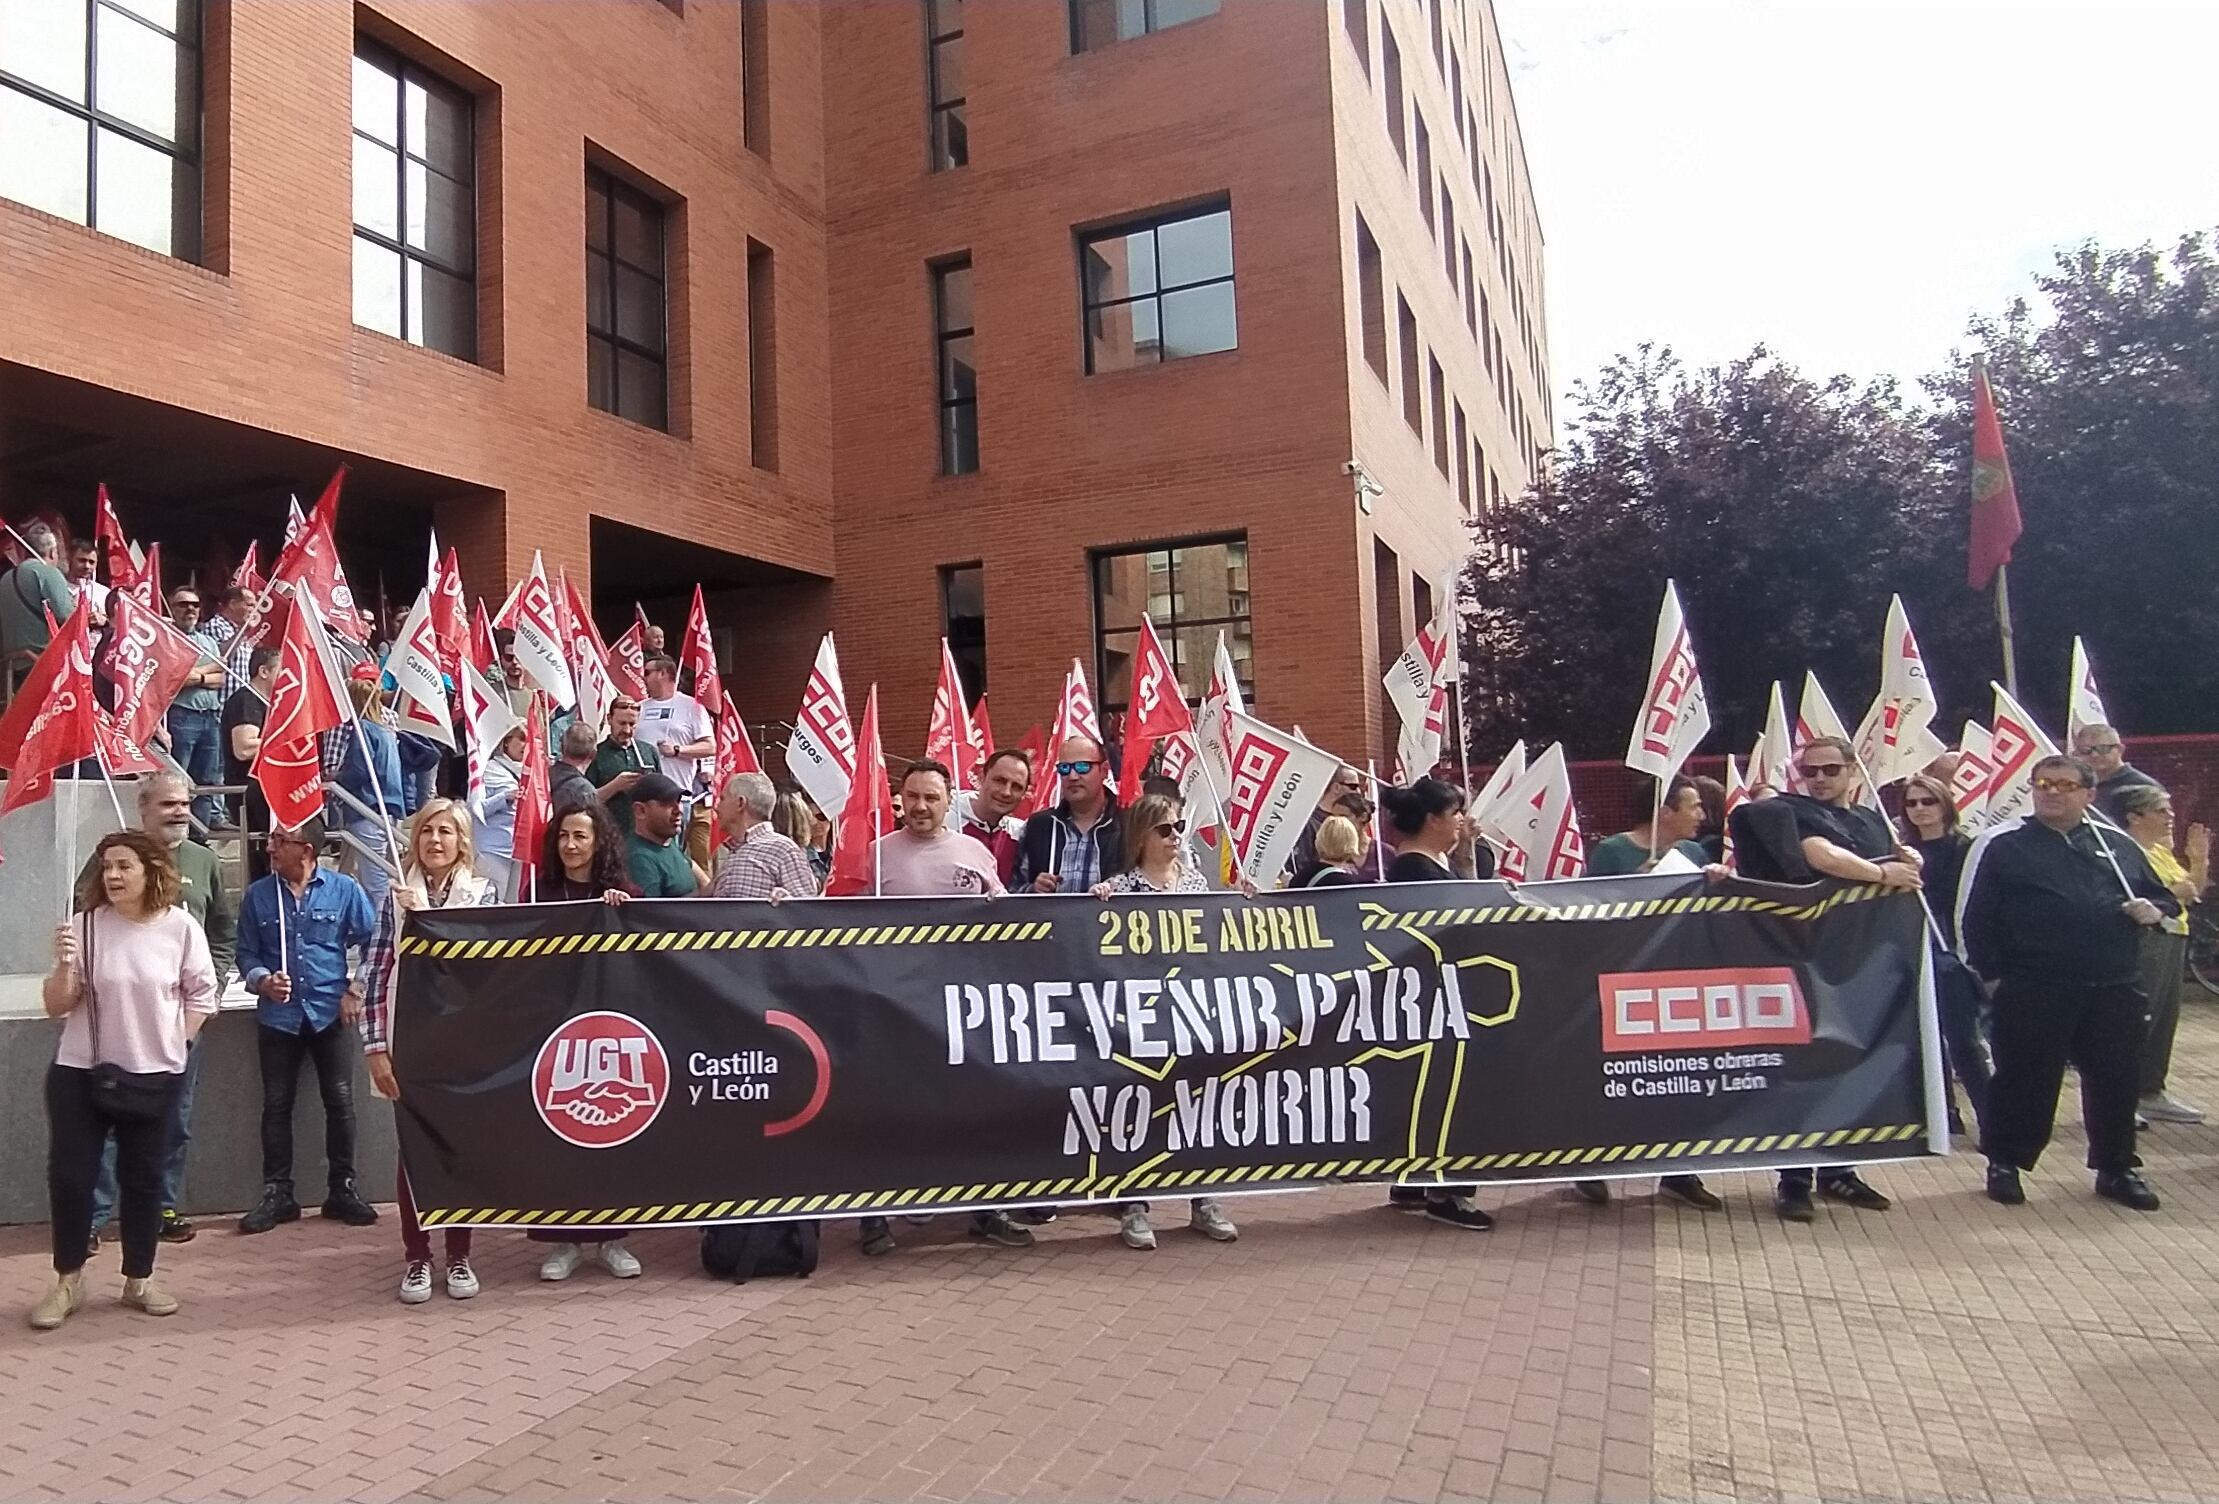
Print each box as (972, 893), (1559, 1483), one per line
(6, 1009), (2219, 1504)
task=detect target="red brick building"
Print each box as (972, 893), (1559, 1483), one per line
(0, 0), (1548, 769)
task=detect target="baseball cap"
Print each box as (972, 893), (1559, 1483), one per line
(632, 772), (686, 805)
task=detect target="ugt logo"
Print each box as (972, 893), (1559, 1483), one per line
(533, 1012), (671, 1149)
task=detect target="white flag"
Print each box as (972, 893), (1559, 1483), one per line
(1797, 671), (1880, 808)
(1986, 683), (2059, 828)
(1481, 742), (1586, 882)
(387, 586), (454, 750)
(1749, 682), (1794, 793)
(1853, 595), (1946, 786)
(1720, 753), (1748, 870)
(461, 654), (521, 820)
(1470, 738), (1528, 826)
(786, 632), (857, 819)
(495, 552), (575, 710)
(1202, 709), (1342, 885)
(1176, 631), (1245, 829)
(2068, 637), (2110, 744)
(1624, 580), (1711, 780)
(1950, 722), (1993, 833)
(1385, 574), (1459, 780)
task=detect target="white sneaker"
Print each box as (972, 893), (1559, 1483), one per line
(2140, 1093), (2206, 1125)
(599, 1241), (642, 1279)
(398, 1260), (433, 1305)
(1119, 1205), (1157, 1250)
(538, 1243), (584, 1282)
(1189, 1199), (1238, 1242)
(445, 1260), (480, 1299)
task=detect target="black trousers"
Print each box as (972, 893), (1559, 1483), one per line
(48, 1064), (182, 1280)
(1935, 954), (1995, 1134)
(1982, 977), (2145, 1175)
(258, 1021), (358, 1195)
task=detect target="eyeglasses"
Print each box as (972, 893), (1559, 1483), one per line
(171, 599), (201, 611)
(2032, 776), (2089, 793)
(1797, 762), (1847, 778)
(1151, 820), (1188, 838)
(1055, 760), (1097, 776)
(1902, 797), (1940, 809)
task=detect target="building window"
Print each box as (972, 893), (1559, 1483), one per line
(1380, 24), (1404, 162)
(1414, 115), (1433, 235)
(1426, 0), (1443, 71)
(1412, 573), (1433, 641)
(1092, 536), (1252, 711)
(1356, 212), (1386, 383)
(1372, 538), (1400, 679)
(741, 0), (769, 155)
(1342, 0), (1368, 74)
(1428, 354), (1449, 476)
(1439, 177), (1456, 282)
(1461, 238), (1476, 335)
(1070, 0), (1218, 53)
(0, 0), (201, 261)
(1397, 294), (1421, 436)
(351, 43), (476, 360)
(934, 257), (977, 475)
(925, 0), (966, 170)
(747, 237), (778, 469)
(1080, 202), (1236, 374)
(941, 563), (986, 702)
(1453, 400), (1471, 512)
(585, 166), (668, 430)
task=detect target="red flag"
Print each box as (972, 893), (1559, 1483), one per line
(973, 694), (996, 757)
(679, 584), (724, 719)
(93, 485), (139, 593)
(1021, 660), (1106, 818)
(556, 569), (617, 731)
(244, 468), (359, 649)
(250, 592), (353, 831)
(608, 621), (647, 702)
(1968, 356), (2024, 590)
(925, 638), (984, 791)
(511, 695), (553, 899)
(428, 543), (469, 691)
(463, 600), (523, 817)
(230, 541), (264, 596)
(1119, 616), (1194, 794)
(127, 541), (165, 611)
(0, 601), (99, 817)
(91, 590), (204, 762)
(824, 685), (892, 897)
(714, 700), (762, 795)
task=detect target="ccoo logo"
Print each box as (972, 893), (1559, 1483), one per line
(533, 1012), (671, 1149)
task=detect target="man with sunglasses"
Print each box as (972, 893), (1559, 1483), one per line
(2070, 724), (2160, 824)
(1760, 735), (1920, 1221)
(1013, 736), (1124, 895)
(1959, 754), (2177, 1211)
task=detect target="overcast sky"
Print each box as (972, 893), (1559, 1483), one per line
(1495, 1), (2219, 408)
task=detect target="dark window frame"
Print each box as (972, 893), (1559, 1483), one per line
(584, 165), (670, 431)
(940, 562), (987, 705)
(1069, 0), (1219, 54)
(1089, 533), (1254, 714)
(351, 38), (477, 360)
(933, 255), (978, 475)
(0, 0), (203, 262)
(1078, 200), (1237, 375)
(925, 0), (966, 171)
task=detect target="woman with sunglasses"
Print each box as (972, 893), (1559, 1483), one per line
(1091, 791), (1244, 1249)
(1895, 774), (1992, 1137)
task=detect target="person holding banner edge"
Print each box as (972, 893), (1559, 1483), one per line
(359, 800), (500, 1303)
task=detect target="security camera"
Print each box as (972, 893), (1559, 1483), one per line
(1343, 459), (1383, 514)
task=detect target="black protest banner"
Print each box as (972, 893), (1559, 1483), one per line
(391, 876), (1937, 1229)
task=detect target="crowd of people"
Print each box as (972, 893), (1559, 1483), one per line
(12, 522), (2211, 1327)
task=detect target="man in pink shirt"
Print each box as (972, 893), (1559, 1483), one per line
(857, 758), (1028, 1256)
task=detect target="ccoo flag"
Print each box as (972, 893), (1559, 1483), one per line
(2067, 636), (2110, 744)
(1623, 580), (1710, 782)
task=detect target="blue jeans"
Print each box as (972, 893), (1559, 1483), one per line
(345, 817), (395, 915)
(166, 704), (226, 828)
(91, 1039), (200, 1227)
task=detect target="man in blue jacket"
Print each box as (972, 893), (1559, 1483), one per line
(235, 819), (382, 1234)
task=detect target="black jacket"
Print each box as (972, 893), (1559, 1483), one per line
(1014, 799), (1124, 889)
(1909, 831), (1972, 950)
(1958, 815), (2178, 987)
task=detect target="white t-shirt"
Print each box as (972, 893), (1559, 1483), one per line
(873, 827), (1006, 898)
(640, 692), (713, 791)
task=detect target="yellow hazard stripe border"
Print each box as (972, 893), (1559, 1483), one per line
(398, 917), (1058, 958)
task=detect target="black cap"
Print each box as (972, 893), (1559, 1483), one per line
(631, 772), (686, 805)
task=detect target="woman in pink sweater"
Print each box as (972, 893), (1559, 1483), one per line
(32, 830), (218, 1330)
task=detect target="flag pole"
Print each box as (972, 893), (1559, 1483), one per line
(1994, 563), (2020, 699)
(1366, 758), (1387, 879)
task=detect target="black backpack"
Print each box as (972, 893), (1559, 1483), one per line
(700, 1220), (820, 1282)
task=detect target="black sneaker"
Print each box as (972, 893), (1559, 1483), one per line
(968, 1210), (1035, 1248)
(321, 1181), (380, 1227)
(1985, 1164), (2025, 1206)
(1388, 1186), (1430, 1211)
(1775, 1185), (1816, 1223)
(237, 1185), (301, 1235)
(159, 1210), (197, 1244)
(2095, 1170), (2161, 1212)
(1658, 1175), (1723, 1211)
(1818, 1173), (1891, 1212)
(859, 1216), (896, 1257)
(1423, 1193), (1494, 1230)
(1572, 1179), (1611, 1206)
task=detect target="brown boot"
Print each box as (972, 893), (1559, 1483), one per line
(28, 1271), (86, 1330)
